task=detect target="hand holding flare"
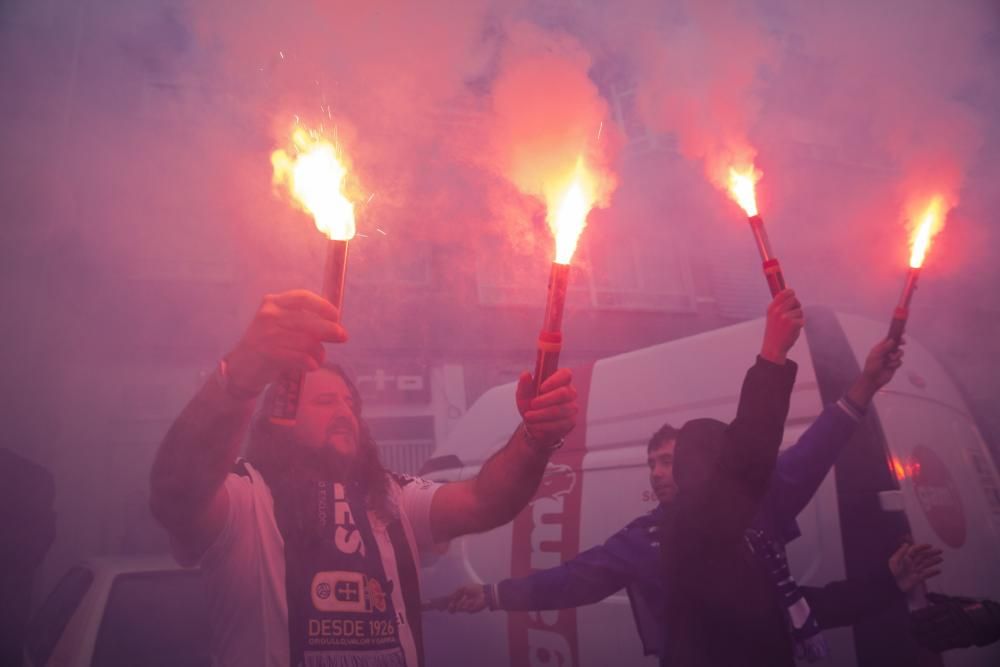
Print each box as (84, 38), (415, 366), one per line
(728, 165), (788, 297)
(269, 125), (357, 424)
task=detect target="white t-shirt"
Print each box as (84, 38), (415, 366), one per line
(195, 461), (442, 667)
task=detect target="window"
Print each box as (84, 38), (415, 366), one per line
(475, 236), (559, 307)
(585, 234), (695, 312)
(610, 82), (659, 154)
(351, 236), (431, 286)
(369, 415), (436, 476)
(708, 241), (769, 319)
(379, 441), (436, 476)
(476, 232), (695, 313)
(91, 570), (211, 667)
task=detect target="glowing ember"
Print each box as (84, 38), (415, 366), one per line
(890, 455), (922, 482)
(908, 196), (946, 269)
(727, 165), (761, 217)
(891, 456), (906, 481)
(271, 126), (356, 241)
(546, 159), (598, 265)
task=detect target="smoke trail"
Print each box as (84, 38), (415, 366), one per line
(480, 19), (620, 257)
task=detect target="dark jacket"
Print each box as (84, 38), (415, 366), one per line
(660, 356), (797, 667)
(802, 568), (903, 629)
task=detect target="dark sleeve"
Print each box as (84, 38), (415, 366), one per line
(497, 531), (637, 611)
(756, 400), (861, 540)
(679, 356), (798, 546)
(801, 566), (903, 629)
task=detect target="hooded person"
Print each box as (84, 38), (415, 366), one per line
(660, 375), (946, 666)
(659, 289), (802, 667)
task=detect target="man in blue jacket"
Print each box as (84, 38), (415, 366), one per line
(440, 333), (930, 659)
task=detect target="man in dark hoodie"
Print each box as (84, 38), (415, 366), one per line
(660, 287), (804, 667)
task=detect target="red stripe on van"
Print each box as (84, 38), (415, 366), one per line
(507, 362), (595, 667)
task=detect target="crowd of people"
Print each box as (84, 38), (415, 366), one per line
(150, 287), (994, 667)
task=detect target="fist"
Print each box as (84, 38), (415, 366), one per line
(760, 289), (804, 364)
(862, 337), (906, 390)
(225, 290), (348, 395)
(445, 584), (489, 614)
(516, 368), (578, 450)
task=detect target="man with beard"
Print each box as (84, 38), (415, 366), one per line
(440, 294), (935, 663)
(149, 290), (579, 667)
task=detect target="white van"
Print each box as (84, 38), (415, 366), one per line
(418, 308), (1000, 667)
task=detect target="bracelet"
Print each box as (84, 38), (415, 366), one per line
(521, 422), (566, 454)
(841, 394), (868, 417)
(216, 358), (261, 402)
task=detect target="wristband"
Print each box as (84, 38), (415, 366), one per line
(841, 394), (868, 417)
(521, 422), (565, 454)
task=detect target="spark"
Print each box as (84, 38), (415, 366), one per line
(279, 51), (285, 60)
(597, 120), (603, 142)
(376, 228), (387, 236)
(366, 192), (376, 205)
(357, 232), (369, 238)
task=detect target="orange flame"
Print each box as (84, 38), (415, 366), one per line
(889, 455), (921, 482)
(907, 196), (946, 269)
(727, 165), (761, 217)
(890, 456), (907, 481)
(546, 158), (598, 265)
(271, 126), (356, 241)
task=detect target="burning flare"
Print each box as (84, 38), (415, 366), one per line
(890, 455), (921, 482)
(546, 159), (598, 265)
(908, 196), (946, 269)
(727, 165), (761, 217)
(271, 126), (356, 241)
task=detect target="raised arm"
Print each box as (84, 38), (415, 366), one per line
(763, 338), (905, 530)
(149, 290), (345, 559)
(428, 369), (578, 543)
(677, 289), (803, 545)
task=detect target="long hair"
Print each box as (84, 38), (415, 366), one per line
(244, 363), (393, 516)
(672, 418), (728, 492)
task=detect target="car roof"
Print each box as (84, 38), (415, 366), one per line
(76, 555), (194, 578)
